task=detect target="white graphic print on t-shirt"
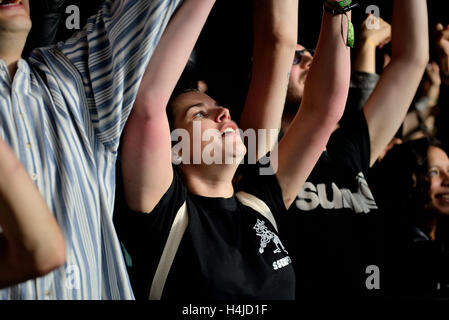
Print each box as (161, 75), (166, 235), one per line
(295, 172), (378, 214)
(254, 219), (288, 254)
(253, 219), (292, 271)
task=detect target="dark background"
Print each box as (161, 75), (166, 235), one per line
(25, 0), (448, 117)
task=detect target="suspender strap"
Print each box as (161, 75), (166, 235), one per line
(235, 191), (278, 232)
(149, 201), (188, 300)
(149, 192), (277, 299)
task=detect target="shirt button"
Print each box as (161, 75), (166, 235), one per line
(19, 113), (24, 118)
(31, 173), (38, 181)
(44, 289), (51, 296)
(25, 142), (32, 149)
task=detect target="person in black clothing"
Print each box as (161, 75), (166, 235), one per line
(370, 138), (449, 297)
(240, 0), (429, 299)
(114, 0), (352, 300)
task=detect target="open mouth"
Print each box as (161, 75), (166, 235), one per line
(222, 127), (237, 136)
(435, 193), (449, 202)
(0, 0), (21, 6)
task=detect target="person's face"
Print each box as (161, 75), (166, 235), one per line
(171, 91), (246, 165)
(426, 146), (449, 216)
(0, 0), (31, 36)
(286, 44), (314, 106)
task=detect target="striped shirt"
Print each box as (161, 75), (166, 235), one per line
(0, 0), (182, 299)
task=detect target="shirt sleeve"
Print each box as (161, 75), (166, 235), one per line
(327, 109), (371, 175)
(113, 166), (187, 298)
(344, 71), (380, 117)
(114, 167), (187, 249)
(57, 0), (182, 149)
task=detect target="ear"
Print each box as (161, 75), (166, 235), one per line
(171, 151), (182, 165)
(197, 80), (208, 93)
(412, 173), (417, 188)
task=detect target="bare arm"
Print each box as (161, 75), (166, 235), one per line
(0, 139), (65, 289)
(121, 0), (216, 212)
(436, 23), (449, 80)
(354, 15), (391, 74)
(363, 0), (429, 166)
(275, 7), (351, 209)
(239, 0), (298, 159)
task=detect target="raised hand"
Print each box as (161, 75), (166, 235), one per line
(360, 14), (391, 49)
(435, 23), (449, 58)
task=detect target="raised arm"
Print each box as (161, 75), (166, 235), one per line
(239, 0), (298, 159)
(353, 15), (391, 74)
(0, 139), (65, 289)
(363, 0), (429, 166)
(274, 2), (352, 209)
(121, 0), (215, 213)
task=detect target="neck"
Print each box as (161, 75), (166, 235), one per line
(0, 31), (27, 79)
(179, 163), (237, 198)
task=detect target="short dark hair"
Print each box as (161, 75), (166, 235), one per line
(166, 87), (200, 131)
(374, 137), (443, 223)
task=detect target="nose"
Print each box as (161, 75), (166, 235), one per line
(215, 107), (231, 123)
(442, 170), (449, 186)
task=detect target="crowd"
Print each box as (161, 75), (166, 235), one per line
(0, 0), (447, 301)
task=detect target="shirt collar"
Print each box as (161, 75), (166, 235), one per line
(0, 58), (31, 93)
(0, 59), (10, 81)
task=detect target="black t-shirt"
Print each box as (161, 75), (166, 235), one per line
(114, 165), (295, 300)
(279, 110), (384, 298)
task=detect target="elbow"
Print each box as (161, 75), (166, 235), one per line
(24, 234), (66, 278)
(32, 241), (66, 278)
(410, 52), (430, 70)
(392, 51), (429, 72)
(270, 30), (297, 52)
(133, 93), (169, 121)
(308, 92), (348, 125)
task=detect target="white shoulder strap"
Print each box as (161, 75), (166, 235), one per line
(235, 191), (278, 232)
(149, 201), (188, 300)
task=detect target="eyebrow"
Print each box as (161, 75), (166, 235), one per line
(184, 101), (220, 117)
(428, 164), (449, 170)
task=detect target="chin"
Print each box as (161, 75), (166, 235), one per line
(0, 16), (31, 34)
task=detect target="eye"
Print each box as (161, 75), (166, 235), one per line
(193, 111), (206, 119)
(428, 168), (440, 178)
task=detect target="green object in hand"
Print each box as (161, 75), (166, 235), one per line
(347, 17), (355, 48)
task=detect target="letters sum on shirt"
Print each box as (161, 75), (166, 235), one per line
(295, 172), (378, 214)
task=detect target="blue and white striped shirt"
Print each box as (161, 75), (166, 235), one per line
(0, 0), (182, 299)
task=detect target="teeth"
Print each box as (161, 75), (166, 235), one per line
(0, 0), (21, 5)
(222, 128), (235, 135)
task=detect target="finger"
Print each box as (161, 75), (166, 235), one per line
(436, 23), (444, 32)
(430, 61), (440, 72)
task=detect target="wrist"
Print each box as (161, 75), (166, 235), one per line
(359, 35), (377, 48)
(439, 56), (449, 73)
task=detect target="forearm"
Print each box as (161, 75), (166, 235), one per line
(364, 1), (428, 165)
(240, 0), (297, 157)
(301, 10), (351, 122)
(275, 7), (352, 208)
(0, 141), (65, 287)
(423, 83), (440, 109)
(354, 40), (376, 74)
(440, 58), (449, 86)
(391, 0), (428, 65)
(134, 0), (216, 117)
